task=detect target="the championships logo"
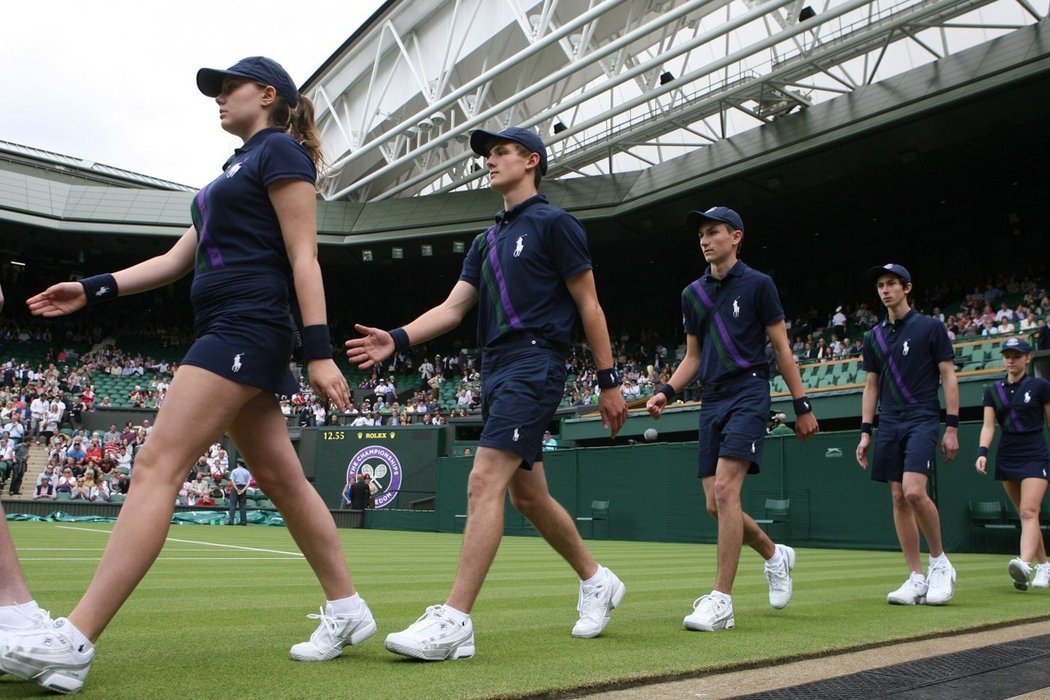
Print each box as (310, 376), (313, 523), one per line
(343, 445), (403, 509)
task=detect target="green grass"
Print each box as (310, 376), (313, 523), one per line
(2, 523), (1048, 699)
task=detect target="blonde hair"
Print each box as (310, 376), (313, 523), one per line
(270, 92), (325, 179)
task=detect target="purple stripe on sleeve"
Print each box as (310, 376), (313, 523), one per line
(484, 227), (523, 330)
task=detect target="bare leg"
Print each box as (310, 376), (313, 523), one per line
(889, 481), (922, 572)
(227, 392), (355, 600)
(0, 503), (31, 606)
(901, 472), (944, 558)
(67, 367), (258, 641)
(1004, 479), (1049, 563)
(702, 458), (766, 595)
(508, 461), (597, 580)
(446, 447), (522, 613)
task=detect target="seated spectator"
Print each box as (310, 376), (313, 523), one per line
(997, 316), (1016, 335)
(66, 439), (86, 465)
(187, 472), (212, 506)
(115, 444), (134, 474)
(86, 475), (110, 502)
(70, 476), (87, 500)
(55, 467), (76, 495)
(34, 464), (57, 499)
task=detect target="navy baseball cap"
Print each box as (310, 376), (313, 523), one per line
(470, 127), (548, 175)
(685, 206), (744, 233)
(197, 56), (299, 107)
(1001, 337), (1031, 354)
(867, 263), (912, 284)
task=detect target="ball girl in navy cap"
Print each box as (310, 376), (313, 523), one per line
(976, 337), (1050, 591)
(12, 57), (373, 693)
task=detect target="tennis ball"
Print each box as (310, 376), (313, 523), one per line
(643, 428), (658, 442)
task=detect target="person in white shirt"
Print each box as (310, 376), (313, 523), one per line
(29, 397), (47, 444)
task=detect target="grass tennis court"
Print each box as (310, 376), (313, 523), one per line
(2, 522), (1047, 699)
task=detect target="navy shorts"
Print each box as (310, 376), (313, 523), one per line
(184, 267), (298, 397)
(479, 348), (566, 469)
(994, 432), (1050, 481)
(697, 372), (770, 478)
(871, 415), (939, 482)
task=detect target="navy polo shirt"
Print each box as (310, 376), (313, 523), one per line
(862, 310), (954, 415)
(983, 376), (1050, 434)
(459, 194), (592, 352)
(190, 128), (315, 274)
(681, 261), (784, 385)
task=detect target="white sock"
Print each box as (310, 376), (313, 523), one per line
(928, 554), (948, 567)
(766, 547), (784, 565)
(55, 618), (93, 655)
(581, 566), (607, 587)
(442, 605), (470, 623)
(711, 590), (732, 602)
(909, 571), (926, 583)
(327, 593), (364, 616)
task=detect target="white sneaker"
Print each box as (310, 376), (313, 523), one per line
(0, 605), (52, 679)
(887, 574), (928, 605)
(925, 559), (956, 605)
(1032, 563), (1050, 589)
(683, 594), (735, 631)
(0, 617), (94, 694)
(765, 544), (796, 609)
(289, 601), (377, 661)
(1008, 558), (1033, 592)
(572, 567), (626, 638)
(385, 605), (475, 661)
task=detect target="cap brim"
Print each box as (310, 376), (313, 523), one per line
(867, 265), (906, 281)
(196, 67), (234, 98)
(469, 129), (503, 158)
(686, 210), (733, 230)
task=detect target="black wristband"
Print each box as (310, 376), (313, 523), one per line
(793, 396), (813, 415)
(596, 368), (621, 390)
(301, 325), (333, 361)
(80, 274), (118, 304)
(978, 446), (989, 458)
(389, 327), (410, 352)
(944, 414), (959, 428)
(860, 422), (874, 435)
(657, 383), (676, 402)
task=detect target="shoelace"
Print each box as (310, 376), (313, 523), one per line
(691, 595), (721, 612)
(305, 607), (341, 641)
(577, 582), (605, 614)
(408, 605), (451, 635)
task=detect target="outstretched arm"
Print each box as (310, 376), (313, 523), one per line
(345, 281), (478, 369)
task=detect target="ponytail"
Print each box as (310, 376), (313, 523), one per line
(270, 92), (326, 183)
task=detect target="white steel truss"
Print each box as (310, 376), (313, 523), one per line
(307, 0), (1047, 202)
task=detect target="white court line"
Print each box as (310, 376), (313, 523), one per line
(17, 557), (307, 561)
(55, 526), (305, 558)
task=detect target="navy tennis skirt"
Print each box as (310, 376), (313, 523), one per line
(183, 266), (298, 396)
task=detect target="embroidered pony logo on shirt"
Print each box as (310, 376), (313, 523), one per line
(732, 298), (741, 318)
(512, 428), (520, 442)
(902, 340), (910, 356)
(513, 235), (528, 257)
(232, 354), (243, 373)
(225, 162), (243, 179)
(1024, 391), (1032, 404)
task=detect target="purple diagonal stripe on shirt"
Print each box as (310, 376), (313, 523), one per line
(484, 227), (523, 330)
(195, 189), (224, 268)
(712, 313), (749, 368)
(994, 381), (1024, 432)
(689, 279), (714, 310)
(873, 325), (918, 404)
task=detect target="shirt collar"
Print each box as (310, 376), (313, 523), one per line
(222, 127), (282, 170)
(494, 193), (548, 224)
(883, 308), (916, 329)
(703, 260), (746, 285)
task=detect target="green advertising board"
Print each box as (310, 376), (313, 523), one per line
(303, 425), (448, 510)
